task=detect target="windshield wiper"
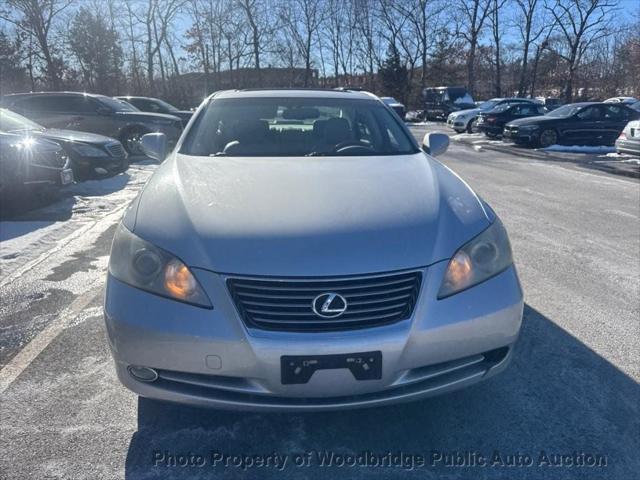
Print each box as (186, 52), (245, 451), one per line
(305, 151), (328, 157)
(210, 152), (228, 157)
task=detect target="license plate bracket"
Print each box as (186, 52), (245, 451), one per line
(281, 351), (382, 385)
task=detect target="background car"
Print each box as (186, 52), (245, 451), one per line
(0, 132), (73, 213)
(447, 98), (537, 133)
(380, 96), (406, 120)
(615, 120), (640, 156)
(423, 86), (475, 121)
(503, 102), (640, 148)
(604, 97), (638, 105)
(0, 108), (127, 180)
(535, 97), (563, 111)
(477, 103), (546, 138)
(115, 96), (193, 126)
(1, 92), (183, 156)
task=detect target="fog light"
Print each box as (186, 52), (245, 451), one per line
(128, 365), (158, 382)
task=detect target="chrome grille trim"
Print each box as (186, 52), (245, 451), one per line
(106, 142), (126, 157)
(227, 270), (422, 332)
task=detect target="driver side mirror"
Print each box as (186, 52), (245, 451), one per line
(140, 133), (167, 161)
(422, 132), (449, 157)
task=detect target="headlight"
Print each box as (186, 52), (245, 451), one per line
(438, 219), (513, 299)
(73, 144), (108, 157)
(108, 224), (212, 308)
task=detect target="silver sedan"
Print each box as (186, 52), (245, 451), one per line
(103, 89), (523, 411)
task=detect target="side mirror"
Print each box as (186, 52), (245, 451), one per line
(422, 132), (449, 157)
(140, 132), (167, 161)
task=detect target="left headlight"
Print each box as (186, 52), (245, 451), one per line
(73, 144), (108, 157)
(108, 224), (212, 308)
(438, 219), (514, 299)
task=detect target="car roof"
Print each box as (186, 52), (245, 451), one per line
(4, 91), (104, 98)
(210, 89), (380, 101)
(116, 96), (158, 101)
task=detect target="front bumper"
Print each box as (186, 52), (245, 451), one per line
(104, 261), (524, 411)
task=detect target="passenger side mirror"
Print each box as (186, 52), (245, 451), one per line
(140, 132), (167, 161)
(422, 132), (449, 157)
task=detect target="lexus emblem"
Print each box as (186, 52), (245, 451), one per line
(312, 292), (347, 318)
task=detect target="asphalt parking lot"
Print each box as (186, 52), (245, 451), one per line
(1, 131), (638, 479)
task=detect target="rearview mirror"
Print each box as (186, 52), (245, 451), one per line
(140, 132), (167, 161)
(422, 132), (449, 157)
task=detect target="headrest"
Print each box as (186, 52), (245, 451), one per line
(323, 118), (352, 144)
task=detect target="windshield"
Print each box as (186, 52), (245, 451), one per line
(96, 96), (139, 112)
(180, 97), (419, 157)
(479, 100), (500, 110)
(153, 98), (180, 112)
(547, 104), (583, 117)
(0, 108), (44, 132)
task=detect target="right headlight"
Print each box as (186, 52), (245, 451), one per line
(438, 219), (513, 299)
(108, 224), (212, 308)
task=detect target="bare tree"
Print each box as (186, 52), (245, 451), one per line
(489, 0), (508, 96)
(546, 0), (619, 101)
(514, 0), (551, 96)
(1, 0), (74, 89)
(457, 0), (492, 96)
(279, 0), (323, 86)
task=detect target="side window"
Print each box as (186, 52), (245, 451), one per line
(577, 106), (601, 121)
(14, 96), (53, 112)
(63, 96), (98, 113)
(603, 105), (624, 121)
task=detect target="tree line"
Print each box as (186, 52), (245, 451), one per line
(1, 0), (638, 108)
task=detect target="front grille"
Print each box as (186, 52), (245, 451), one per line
(106, 142), (126, 157)
(227, 270), (422, 332)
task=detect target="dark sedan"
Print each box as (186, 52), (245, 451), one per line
(1, 92), (183, 156)
(1, 108), (127, 180)
(115, 96), (193, 126)
(503, 102), (640, 148)
(477, 103), (546, 137)
(0, 131), (73, 211)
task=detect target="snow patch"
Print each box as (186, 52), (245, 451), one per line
(542, 145), (616, 154)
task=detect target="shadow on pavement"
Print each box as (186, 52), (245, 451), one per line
(125, 304), (639, 479)
(0, 172), (131, 222)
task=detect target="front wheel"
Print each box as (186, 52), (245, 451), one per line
(538, 129), (558, 148)
(466, 118), (477, 133)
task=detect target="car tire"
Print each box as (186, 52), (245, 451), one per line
(538, 129), (558, 148)
(120, 126), (149, 156)
(485, 132), (499, 139)
(466, 118), (476, 133)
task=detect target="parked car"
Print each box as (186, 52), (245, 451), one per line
(405, 110), (425, 122)
(1, 92), (183, 156)
(535, 97), (563, 111)
(477, 103), (546, 138)
(629, 101), (640, 113)
(115, 96), (193, 126)
(423, 86), (475, 121)
(104, 88), (523, 410)
(615, 120), (640, 156)
(0, 131), (73, 211)
(380, 97), (406, 120)
(447, 98), (537, 134)
(503, 102), (640, 148)
(604, 97), (638, 105)
(0, 108), (127, 180)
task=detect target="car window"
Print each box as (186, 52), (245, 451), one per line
(602, 105), (626, 121)
(576, 106), (602, 121)
(181, 97), (418, 157)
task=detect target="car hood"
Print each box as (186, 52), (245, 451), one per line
(36, 128), (116, 145)
(507, 115), (557, 126)
(115, 111), (181, 122)
(126, 153), (493, 276)
(451, 108), (480, 117)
